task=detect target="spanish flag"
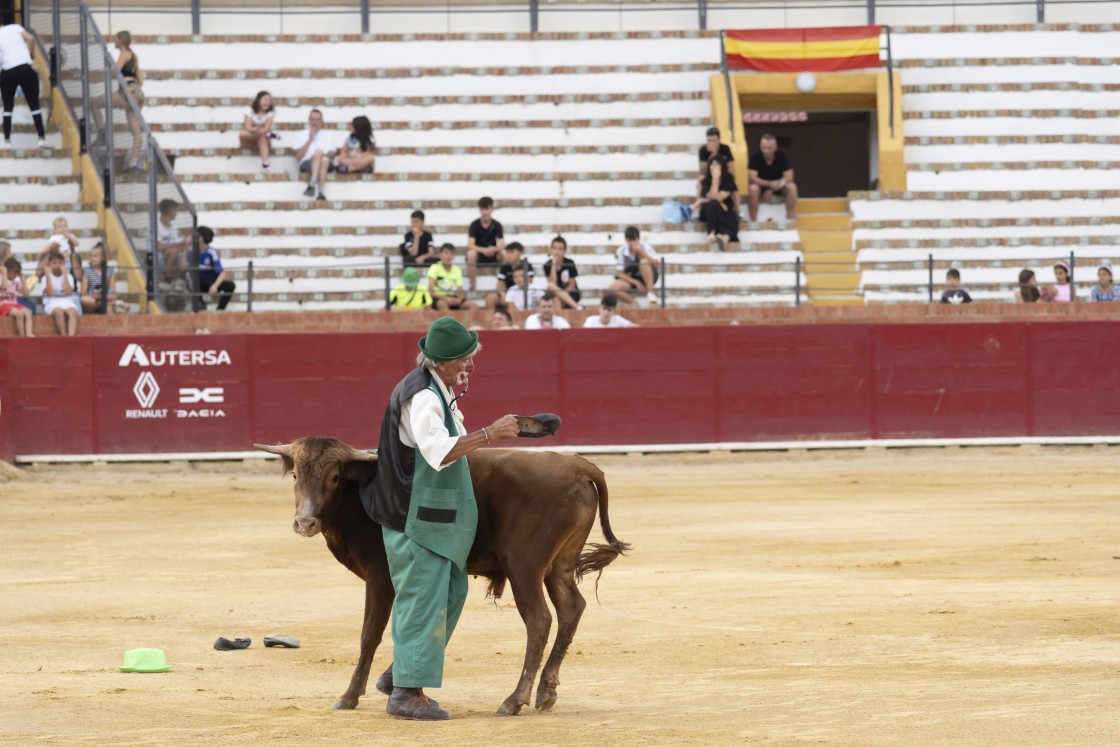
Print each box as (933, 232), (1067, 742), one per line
(724, 26), (881, 73)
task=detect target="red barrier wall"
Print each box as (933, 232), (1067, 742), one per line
(1, 322), (1118, 460)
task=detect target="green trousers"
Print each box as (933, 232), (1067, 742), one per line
(382, 525), (468, 689)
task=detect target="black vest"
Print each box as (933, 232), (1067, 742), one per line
(360, 366), (432, 532)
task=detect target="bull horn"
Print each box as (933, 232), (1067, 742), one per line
(254, 443), (293, 457)
(346, 447), (379, 462)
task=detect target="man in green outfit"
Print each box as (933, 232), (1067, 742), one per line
(362, 317), (519, 720)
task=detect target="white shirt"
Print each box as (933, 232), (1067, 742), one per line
(583, 313), (633, 328)
(157, 220), (178, 246)
(399, 372), (464, 473)
(524, 313), (571, 330)
(292, 127), (336, 164)
(248, 108), (273, 128)
(0, 25), (33, 70)
(504, 284), (544, 311)
(615, 241), (659, 272)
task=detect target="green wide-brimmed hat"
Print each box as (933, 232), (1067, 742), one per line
(400, 266), (421, 285)
(418, 317), (479, 362)
(118, 648), (171, 673)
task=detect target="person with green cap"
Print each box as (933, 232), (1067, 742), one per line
(361, 316), (519, 720)
(389, 266), (432, 311)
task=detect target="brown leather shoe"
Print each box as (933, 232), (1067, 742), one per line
(376, 665), (439, 707)
(386, 687), (449, 720)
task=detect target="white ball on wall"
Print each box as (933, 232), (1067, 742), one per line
(795, 72), (817, 93)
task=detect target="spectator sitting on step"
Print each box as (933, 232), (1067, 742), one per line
(42, 250), (80, 336)
(466, 196), (505, 291)
(334, 115), (375, 174)
(503, 265), (545, 312)
(400, 209), (437, 266)
(1, 257), (33, 337)
(239, 90), (277, 172)
(524, 292), (570, 330)
(543, 235), (582, 310)
(37, 215), (80, 280)
(1046, 261), (1073, 302)
(490, 241), (532, 309)
(697, 127), (738, 214)
(428, 243), (475, 311)
(693, 157), (740, 251)
(491, 305), (517, 330)
(939, 268), (972, 305)
(293, 108), (336, 201)
(747, 133), (797, 222)
(1090, 264), (1120, 302)
(389, 266), (432, 311)
(610, 226), (659, 306)
(197, 226), (235, 311)
(583, 292), (636, 328)
(80, 242), (118, 314)
(1016, 269), (1041, 303)
(156, 199), (190, 282)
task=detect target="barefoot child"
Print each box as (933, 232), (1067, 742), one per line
(43, 251), (80, 336)
(1, 257), (33, 337)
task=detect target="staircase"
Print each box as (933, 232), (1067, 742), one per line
(797, 198), (860, 306)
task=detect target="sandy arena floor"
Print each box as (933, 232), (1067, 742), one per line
(1, 447), (1117, 746)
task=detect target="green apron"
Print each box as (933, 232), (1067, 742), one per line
(403, 379), (478, 569)
(382, 378), (477, 689)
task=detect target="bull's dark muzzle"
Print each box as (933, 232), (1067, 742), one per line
(294, 516), (321, 536)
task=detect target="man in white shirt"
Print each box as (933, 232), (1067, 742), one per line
(582, 293), (636, 328)
(292, 108), (336, 201)
(524, 293), (571, 330)
(0, 20), (46, 147)
(609, 226), (660, 305)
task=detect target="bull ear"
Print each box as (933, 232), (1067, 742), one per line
(254, 443), (293, 457)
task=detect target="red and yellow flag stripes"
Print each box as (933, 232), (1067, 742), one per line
(724, 26), (882, 73)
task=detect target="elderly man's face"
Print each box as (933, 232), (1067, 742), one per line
(437, 352), (476, 388)
(760, 137), (777, 158)
(538, 298), (555, 319)
(309, 111), (324, 129)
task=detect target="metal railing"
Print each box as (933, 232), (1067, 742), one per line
(38, 0), (1110, 36)
(24, 0), (198, 314)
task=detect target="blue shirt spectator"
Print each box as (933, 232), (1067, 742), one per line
(1090, 265), (1120, 302)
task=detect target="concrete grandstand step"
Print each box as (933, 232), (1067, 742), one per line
(906, 165), (1119, 191)
(155, 116), (713, 136)
(144, 62), (719, 82)
(898, 56), (1120, 68)
(854, 216), (1120, 230)
(143, 91), (709, 109)
(854, 236), (1120, 250)
(903, 135), (1120, 147)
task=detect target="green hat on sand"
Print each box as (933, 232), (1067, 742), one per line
(418, 317), (479, 362)
(401, 267), (421, 286)
(118, 648), (171, 673)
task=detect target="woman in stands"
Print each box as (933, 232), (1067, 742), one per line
(240, 90), (277, 171)
(1016, 269), (1041, 303)
(693, 156), (739, 251)
(90, 30), (144, 170)
(1090, 265), (1120, 302)
(0, 17), (47, 147)
(334, 115), (375, 174)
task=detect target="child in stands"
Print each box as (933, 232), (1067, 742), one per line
(43, 250), (80, 336)
(1046, 261), (1073, 302)
(80, 242), (118, 314)
(1, 257), (33, 337)
(939, 268), (972, 304)
(1090, 265), (1120, 302)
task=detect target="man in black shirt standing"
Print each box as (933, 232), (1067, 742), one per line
(466, 195), (505, 292)
(698, 127), (738, 214)
(747, 133), (798, 222)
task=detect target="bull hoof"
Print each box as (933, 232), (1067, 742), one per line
(333, 696), (359, 710)
(535, 689), (557, 711)
(495, 698), (524, 717)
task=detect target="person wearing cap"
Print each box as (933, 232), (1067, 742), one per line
(698, 126), (738, 214)
(1090, 265), (1120, 302)
(361, 317), (519, 720)
(389, 266), (432, 311)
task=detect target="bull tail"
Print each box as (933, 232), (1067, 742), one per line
(568, 459), (631, 591)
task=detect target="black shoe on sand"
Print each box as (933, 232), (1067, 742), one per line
(214, 637), (251, 650)
(387, 687), (449, 721)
